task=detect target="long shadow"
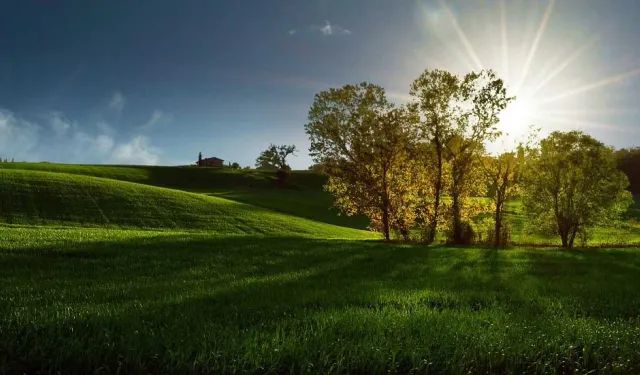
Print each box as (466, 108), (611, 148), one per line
(2, 235), (640, 373)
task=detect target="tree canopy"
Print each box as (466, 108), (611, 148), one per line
(522, 131), (632, 248)
(255, 144), (297, 171)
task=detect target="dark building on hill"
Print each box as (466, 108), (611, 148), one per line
(197, 156), (224, 167)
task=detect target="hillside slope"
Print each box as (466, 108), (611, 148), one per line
(0, 162), (326, 190)
(0, 162), (370, 229)
(0, 169), (375, 239)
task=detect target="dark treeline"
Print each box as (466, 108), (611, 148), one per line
(304, 68), (634, 249)
(615, 148), (640, 195)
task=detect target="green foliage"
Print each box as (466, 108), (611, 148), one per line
(482, 151), (521, 247)
(522, 131), (633, 248)
(408, 69), (514, 244)
(255, 144), (297, 171)
(615, 147), (640, 194)
(230, 162), (240, 169)
(305, 82), (421, 240)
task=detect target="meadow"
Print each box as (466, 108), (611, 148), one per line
(0, 162), (640, 374)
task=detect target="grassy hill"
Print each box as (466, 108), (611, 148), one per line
(0, 162), (326, 190)
(0, 162), (370, 229)
(0, 169), (374, 239)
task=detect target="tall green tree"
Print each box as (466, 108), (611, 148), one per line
(305, 82), (420, 240)
(412, 69), (513, 244)
(410, 69), (459, 243)
(522, 131), (633, 249)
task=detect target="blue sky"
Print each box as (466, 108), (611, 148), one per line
(1, 0), (639, 168)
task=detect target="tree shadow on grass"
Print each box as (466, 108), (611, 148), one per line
(2, 235), (640, 373)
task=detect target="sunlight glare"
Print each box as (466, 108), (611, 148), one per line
(498, 95), (537, 137)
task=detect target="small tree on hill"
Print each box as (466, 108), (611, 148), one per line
(255, 144), (297, 171)
(522, 131), (633, 248)
(231, 162), (240, 169)
(198, 152), (202, 166)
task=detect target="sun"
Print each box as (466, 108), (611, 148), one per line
(498, 94), (537, 138)
(408, 0), (640, 149)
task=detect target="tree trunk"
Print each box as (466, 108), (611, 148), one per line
(494, 201), (502, 248)
(559, 222), (570, 248)
(427, 143), (443, 244)
(568, 227), (578, 249)
(451, 192), (463, 244)
(382, 202), (390, 241)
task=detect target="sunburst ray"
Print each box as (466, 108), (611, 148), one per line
(500, 0), (509, 81)
(538, 68), (640, 104)
(529, 33), (600, 96)
(515, 0), (555, 91)
(438, 0), (484, 71)
(530, 113), (622, 131)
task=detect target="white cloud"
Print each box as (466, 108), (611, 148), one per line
(109, 91), (125, 113)
(0, 107), (162, 165)
(49, 111), (72, 136)
(315, 20), (351, 36)
(288, 29), (297, 35)
(110, 135), (160, 165)
(0, 110), (41, 160)
(95, 134), (115, 154)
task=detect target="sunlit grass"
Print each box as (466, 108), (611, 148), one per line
(0, 169), (373, 239)
(1, 227), (639, 373)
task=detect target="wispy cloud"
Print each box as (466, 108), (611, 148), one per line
(313, 20), (351, 36)
(288, 29), (297, 35)
(109, 91), (126, 113)
(0, 109), (40, 160)
(139, 110), (172, 131)
(110, 135), (160, 165)
(49, 111), (73, 136)
(0, 108), (162, 165)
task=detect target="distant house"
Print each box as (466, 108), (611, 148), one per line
(197, 156), (224, 167)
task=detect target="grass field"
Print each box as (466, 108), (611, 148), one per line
(1, 162), (640, 373)
(1, 227), (640, 373)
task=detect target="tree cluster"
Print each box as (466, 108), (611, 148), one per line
(615, 147), (640, 195)
(305, 69), (632, 249)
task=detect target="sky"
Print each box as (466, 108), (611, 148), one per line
(1, 0), (639, 169)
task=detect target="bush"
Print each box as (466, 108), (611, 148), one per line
(446, 221), (475, 245)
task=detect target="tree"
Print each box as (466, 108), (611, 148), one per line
(231, 162), (240, 169)
(305, 82), (420, 241)
(409, 69), (459, 243)
(481, 150), (521, 247)
(615, 147), (640, 195)
(411, 69), (513, 244)
(198, 152), (202, 166)
(255, 144), (297, 171)
(522, 131), (633, 249)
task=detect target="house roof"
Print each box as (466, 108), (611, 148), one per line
(200, 157), (224, 162)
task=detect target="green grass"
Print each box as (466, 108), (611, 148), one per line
(0, 169), (373, 239)
(1, 226), (640, 373)
(1, 164), (640, 372)
(0, 162), (326, 190)
(206, 188), (369, 230)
